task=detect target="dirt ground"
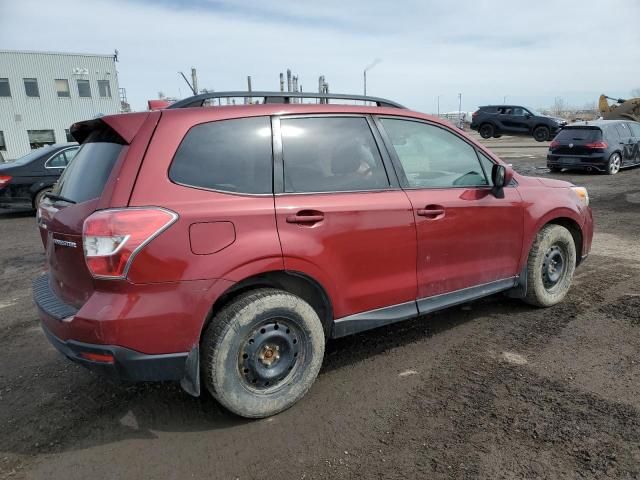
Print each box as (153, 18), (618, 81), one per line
(1, 137), (640, 479)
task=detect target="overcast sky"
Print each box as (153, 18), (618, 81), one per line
(2, 0), (639, 113)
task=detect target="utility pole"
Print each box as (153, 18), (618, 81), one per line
(363, 59), (381, 96)
(191, 67), (198, 95)
(458, 93), (463, 129)
(437, 95), (440, 116)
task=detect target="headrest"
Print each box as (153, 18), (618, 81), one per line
(331, 144), (362, 174)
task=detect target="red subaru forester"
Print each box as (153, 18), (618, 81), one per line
(34, 92), (593, 418)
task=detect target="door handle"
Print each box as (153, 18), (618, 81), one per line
(286, 211), (325, 224)
(417, 205), (445, 219)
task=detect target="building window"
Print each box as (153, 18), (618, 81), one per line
(77, 79), (91, 97)
(0, 131), (6, 151)
(27, 130), (55, 149)
(98, 80), (111, 98)
(55, 79), (70, 97)
(65, 129), (74, 142)
(24, 78), (39, 97)
(0, 79), (10, 97)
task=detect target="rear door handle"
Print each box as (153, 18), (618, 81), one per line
(417, 205), (445, 219)
(286, 211), (325, 224)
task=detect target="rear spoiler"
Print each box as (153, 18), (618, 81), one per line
(70, 112), (151, 144)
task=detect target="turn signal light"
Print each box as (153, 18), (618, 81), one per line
(82, 207), (178, 279)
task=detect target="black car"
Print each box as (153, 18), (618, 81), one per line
(471, 105), (567, 142)
(0, 143), (79, 208)
(547, 120), (640, 175)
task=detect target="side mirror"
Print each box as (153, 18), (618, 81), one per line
(491, 164), (513, 198)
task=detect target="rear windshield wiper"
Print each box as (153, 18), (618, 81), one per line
(43, 192), (77, 204)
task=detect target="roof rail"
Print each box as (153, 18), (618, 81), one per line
(167, 91), (405, 109)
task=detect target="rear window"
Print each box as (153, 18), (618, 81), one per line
(554, 127), (602, 143)
(169, 117), (272, 194)
(53, 128), (125, 204)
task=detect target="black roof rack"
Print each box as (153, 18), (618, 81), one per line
(167, 91), (405, 109)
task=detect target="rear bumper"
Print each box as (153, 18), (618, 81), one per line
(547, 153), (607, 171)
(40, 321), (188, 382)
(32, 273), (224, 386)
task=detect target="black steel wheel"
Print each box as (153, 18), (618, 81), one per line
(202, 288), (325, 418)
(523, 224), (576, 307)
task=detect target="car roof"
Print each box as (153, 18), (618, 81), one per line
(566, 120), (635, 127)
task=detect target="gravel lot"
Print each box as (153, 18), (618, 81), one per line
(1, 137), (639, 479)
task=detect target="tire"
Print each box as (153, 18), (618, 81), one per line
(523, 225), (576, 307)
(492, 134), (502, 138)
(607, 152), (621, 175)
(533, 126), (550, 142)
(479, 124), (495, 139)
(201, 288), (325, 418)
(548, 166), (561, 173)
(33, 188), (52, 209)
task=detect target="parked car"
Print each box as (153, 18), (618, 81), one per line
(471, 105), (567, 142)
(33, 92), (593, 418)
(0, 143), (79, 208)
(547, 120), (640, 174)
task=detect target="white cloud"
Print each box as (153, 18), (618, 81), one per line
(2, 0), (639, 112)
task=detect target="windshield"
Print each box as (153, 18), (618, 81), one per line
(6, 145), (56, 166)
(555, 127), (602, 142)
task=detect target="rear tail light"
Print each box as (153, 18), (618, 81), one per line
(472, 111), (479, 117)
(0, 175), (12, 187)
(585, 141), (608, 149)
(549, 140), (560, 149)
(82, 207), (178, 279)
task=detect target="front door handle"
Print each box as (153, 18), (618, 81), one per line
(286, 211), (325, 225)
(417, 205), (445, 219)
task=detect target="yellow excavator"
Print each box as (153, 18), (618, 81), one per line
(598, 94), (640, 121)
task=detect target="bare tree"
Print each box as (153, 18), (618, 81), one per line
(552, 97), (567, 117)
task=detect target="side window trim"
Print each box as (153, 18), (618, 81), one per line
(272, 113), (400, 195)
(44, 147), (77, 169)
(374, 115), (492, 190)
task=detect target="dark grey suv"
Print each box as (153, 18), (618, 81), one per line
(471, 105), (567, 142)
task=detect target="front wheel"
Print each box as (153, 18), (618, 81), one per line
(607, 152), (621, 175)
(533, 126), (550, 142)
(523, 225), (576, 307)
(201, 289), (325, 418)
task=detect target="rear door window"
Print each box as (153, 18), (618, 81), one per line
(169, 116), (273, 194)
(615, 123), (632, 139)
(280, 116), (390, 193)
(53, 129), (124, 203)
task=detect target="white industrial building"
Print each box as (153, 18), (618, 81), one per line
(0, 50), (123, 161)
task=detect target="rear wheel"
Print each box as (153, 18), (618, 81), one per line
(607, 152), (621, 175)
(523, 224), (576, 307)
(33, 188), (52, 209)
(548, 166), (561, 173)
(201, 288), (325, 418)
(479, 124), (495, 139)
(533, 126), (550, 142)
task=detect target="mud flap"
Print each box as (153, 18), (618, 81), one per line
(180, 345), (200, 397)
(505, 265), (528, 299)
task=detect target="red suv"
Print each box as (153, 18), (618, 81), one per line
(34, 92), (593, 418)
